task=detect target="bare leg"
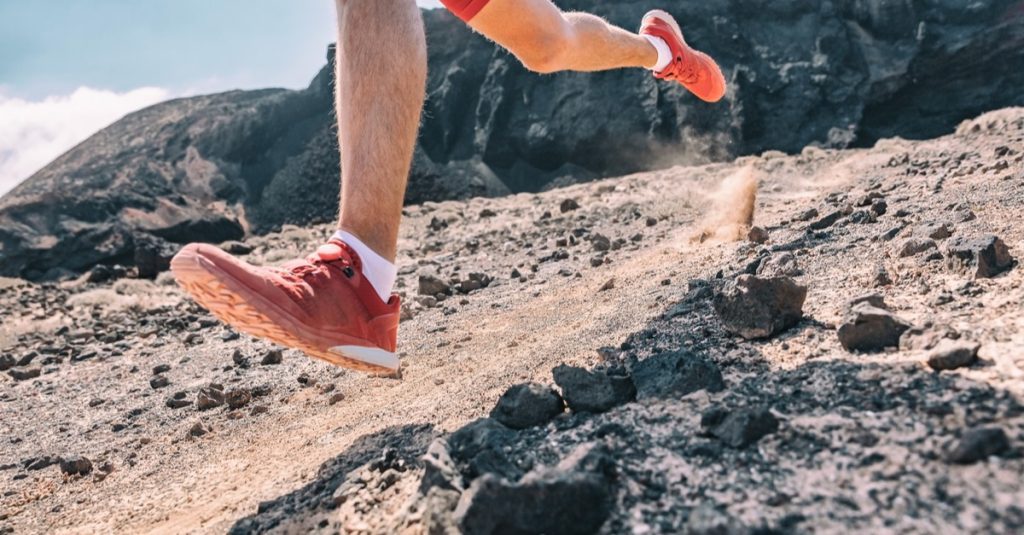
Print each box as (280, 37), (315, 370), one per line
(335, 0), (427, 261)
(468, 0), (658, 73)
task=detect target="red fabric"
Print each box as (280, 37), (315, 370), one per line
(440, 0), (491, 22)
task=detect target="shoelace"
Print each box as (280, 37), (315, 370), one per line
(670, 56), (700, 85)
(303, 241), (359, 279)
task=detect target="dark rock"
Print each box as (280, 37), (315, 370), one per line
(947, 427), (1009, 464)
(559, 199), (580, 213)
(226, 388), (253, 409)
(872, 263), (893, 287)
(454, 443), (613, 535)
(552, 365), (636, 413)
(916, 222), (953, 240)
(896, 237), (938, 258)
(420, 439), (463, 493)
(713, 275), (807, 340)
(796, 208), (819, 222)
(260, 349), (283, 366)
(926, 340), (980, 371)
(134, 235), (181, 279)
(809, 210), (843, 230)
(870, 200), (887, 216)
(756, 252), (801, 278)
(846, 292), (888, 313)
(418, 274), (451, 296)
(8, 366), (41, 381)
(591, 233), (611, 252)
(631, 351), (725, 400)
(945, 235), (1015, 278)
(152, 364), (171, 374)
(25, 456), (58, 471)
(59, 456), (93, 476)
(488, 383), (564, 430)
(189, 422), (208, 437)
(838, 304), (911, 352)
(196, 387), (226, 411)
(448, 418), (519, 479)
(0, 354), (15, 371)
(747, 226), (769, 244)
(166, 397), (192, 409)
(219, 241), (254, 255)
(149, 375), (170, 389)
(84, 264), (115, 283)
(701, 407), (779, 448)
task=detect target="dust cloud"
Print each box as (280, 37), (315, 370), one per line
(693, 165), (758, 243)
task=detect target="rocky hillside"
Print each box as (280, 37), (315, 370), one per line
(1, 0), (1022, 282)
(1, 107), (1021, 533)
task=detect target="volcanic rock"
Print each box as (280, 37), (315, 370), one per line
(59, 456), (93, 476)
(226, 388), (253, 410)
(631, 351), (725, 400)
(260, 349), (283, 366)
(149, 376), (170, 390)
(947, 427), (1010, 464)
(896, 237), (938, 258)
(837, 304), (911, 352)
(747, 226), (769, 244)
(552, 365), (636, 413)
(8, 366), (41, 381)
(418, 274), (452, 296)
(926, 340), (980, 371)
(448, 419), (518, 480)
(945, 235), (1015, 278)
(488, 383), (564, 430)
(916, 222), (953, 240)
(196, 387), (226, 411)
(713, 275), (807, 340)
(756, 252), (802, 278)
(809, 210), (844, 230)
(454, 443), (613, 535)
(701, 407), (780, 449)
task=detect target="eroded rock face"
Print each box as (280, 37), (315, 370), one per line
(3, 0), (1022, 281)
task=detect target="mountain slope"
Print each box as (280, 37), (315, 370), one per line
(0, 107), (1021, 533)
(1, 0), (1022, 281)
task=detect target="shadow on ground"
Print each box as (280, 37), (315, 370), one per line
(228, 423), (438, 533)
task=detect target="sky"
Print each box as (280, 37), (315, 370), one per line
(0, 0), (443, 197)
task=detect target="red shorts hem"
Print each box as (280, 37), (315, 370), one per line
(439, 0), (491, 22)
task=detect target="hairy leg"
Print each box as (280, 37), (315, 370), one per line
(334, 0), (427, 261)
(468, 0), (657, 73)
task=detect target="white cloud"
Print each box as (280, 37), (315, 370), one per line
(0, 87), (172, 198)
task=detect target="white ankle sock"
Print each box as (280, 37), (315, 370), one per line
(643, 35), (672, 72)
(333, 230), (397, 303)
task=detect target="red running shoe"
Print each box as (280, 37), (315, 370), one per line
(170, 240), (401, 374)
(640, 9), (727, 103)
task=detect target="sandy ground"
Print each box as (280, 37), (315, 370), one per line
(2, 108), (1023, 534)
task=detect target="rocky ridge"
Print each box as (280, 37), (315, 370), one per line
(2, 0), (1023, 281)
